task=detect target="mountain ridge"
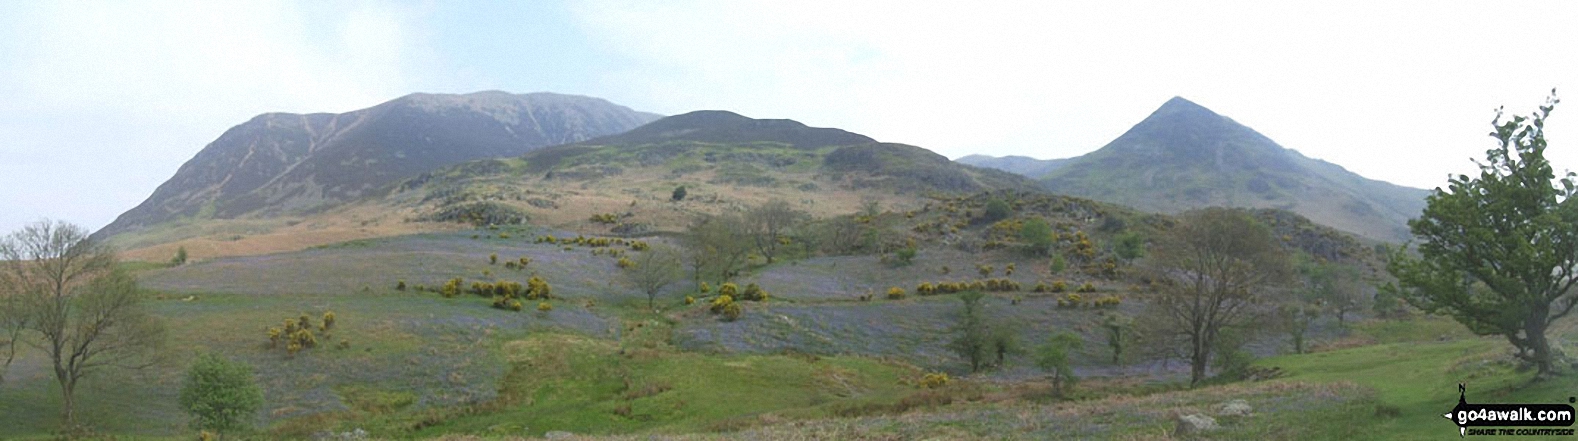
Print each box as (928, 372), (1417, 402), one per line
(97, 91), (661, 239)
(1036, 96), (1427, 242)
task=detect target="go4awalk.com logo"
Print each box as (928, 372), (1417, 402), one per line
(1446, 384), (1576, 437)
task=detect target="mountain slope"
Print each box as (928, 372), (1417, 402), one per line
(954, 154), (1071, 178)
(1038, 97), (1427, 242)
(98, 91), (661, 239)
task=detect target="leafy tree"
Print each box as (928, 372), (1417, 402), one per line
(983, 198), (1012, 223)
(179, 353), (264, 436)
(948, 291), (991, 372)
(682, 214), (752, 284)
(1113, 232), (1145, 262)
(1384, 93), (1578, 377)
(1097, 311), (1132, 364)
(989, 326), (1023, 368)
(1305, 262), (1365, 326)
(172, 245), (188, 266)
(1035, 331), (1084, 397)
(624, 245), (683, 310)
(746, 199), (808, 263)
(1277, 302), (1321, 354)
(1145, 208), (1288, 387)
(1049, 254), (1067, 275)
(1020, 217), (1055, 256)
(0, 221), (166, 426)
(671, 185), (687, 201)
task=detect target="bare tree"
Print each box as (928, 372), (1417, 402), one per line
(0, 220), (166, 426)
(1145, 208), (1288, 387)
(746, 199), (807, 264)
(625, 245), (683, 310)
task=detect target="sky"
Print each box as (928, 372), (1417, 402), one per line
(1, 1), (1575, 235)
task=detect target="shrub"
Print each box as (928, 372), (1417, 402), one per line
(983, 198), (1011, 222)
(887, 287), (906, 300)
(740, 283), (769, 301)
(590, 213), (620, 224)
(617, 257), (635, 269)
(893, 247), (917, 266)
(519, 256), (531, 267)
(537, 302), (553, 312)
(685, 296), (696, 305)
(721, 302), (742, 321)
(699, 282), (711, 293)
(977, 264), (994, 277)
(919, 372), (950, 389)
(489, 253), (498, 265)
(527, 276), (552, 300)
(321, 311), (336, 332)
(1033, 282), (1049, 293)
(1052, 280), (1068, 293)
(291, 328), (316, 349)
(180, 353), (263, 435)
(710, 295), (735, 314)
(672, 185), (687, 201)
(718, 282), (739, 298)
(266, 327), (281, 348)
(1005, 263), (1016, 276)
(917, 282), (936, 295)
(441, 277), (464, 298)
(396, 280), (406, 291)
(1077, 282), (1097, 293)
(1093, 295), (1122, 308)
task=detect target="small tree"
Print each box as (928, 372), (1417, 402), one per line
(179, 353), (264, 436)
(672, 185), (687, 201)
(1097, 312), (1132, 365)
(948, 291), (991, 372)
(624, 245), (682, 310)
(746, 199), (808, 264)
(983, 199), (1012, 223)
(1146, 208), (1288, 387)
(1035, 331), (1084, 397)
(1113, 232), (1145, 262)
(0, 220), (166, 426)
(172, 246), (189, 266)
(1020, 218), (1055, 256)
(1278, 302), (1321, 354)
(1385, 93), (1578, 377)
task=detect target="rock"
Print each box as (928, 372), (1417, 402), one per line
(1218, 399), (1253, 417)
(545, 431), (575, 440)
(1174, 413), (1219, 436)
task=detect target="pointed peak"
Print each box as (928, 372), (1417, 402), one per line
(1156, 96), (1216, 115)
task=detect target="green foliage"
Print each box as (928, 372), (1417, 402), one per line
(1098, 312), (1132, 365)
(537, 301), (553, 312)
(1049, 254), (1067, 275)
(526, 276), (552, 300)
(395, 280), (406, 291)
(709, 295), (742, 321)
(672, 185), (687, 201)
(321, 311), (335, 332)
(948, 291), (992, 372)
(983, 198), (1012, 222)
(1035, 331), (1084, 396)
(172, 246), (188, 266)
(1384, 93), (1576, 375)
(718, 282), (739, 298)
(886, 287), (905, 300)
(590, 213), (620, 224)
(1019, 217), (1055, 255)
(179, 353), (263, 435)
(489, 253), (498, 265)
(892, 246), (917, 266)
(1113, 231), (1145, 261)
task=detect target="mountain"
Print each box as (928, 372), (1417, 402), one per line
(954, 154), (1071, 178)
(97, 91), (661, 239)
(1038, 97), (1427, 243)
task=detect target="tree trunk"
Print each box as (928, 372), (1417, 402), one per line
(60, 378), (76, 427)
(1189, 336), (1209, 387)
(1526, 318), (1555, 377)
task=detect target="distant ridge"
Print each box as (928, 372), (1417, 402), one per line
(954, 154), (1071, 178)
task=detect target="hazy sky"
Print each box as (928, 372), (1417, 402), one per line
(2, 1), (1575, 235)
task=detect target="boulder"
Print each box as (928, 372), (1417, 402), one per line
(1218, 399), (1253, 417)
(1174, 413), (1219, 436)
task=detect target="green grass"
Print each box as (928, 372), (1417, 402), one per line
(1252, 316), (1578, 440)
